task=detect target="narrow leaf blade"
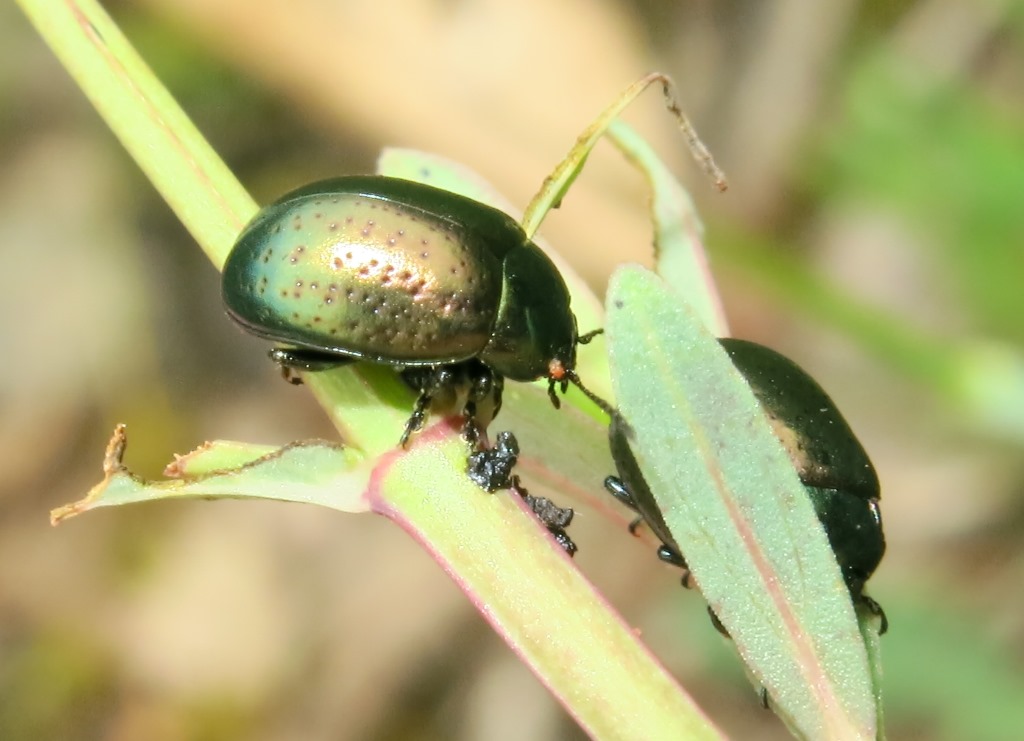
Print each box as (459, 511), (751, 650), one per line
(605, 119), (729, 336)
(51, 426), (370, 524)
(376, 430), (725, 741)
(606, 266), (876, 740)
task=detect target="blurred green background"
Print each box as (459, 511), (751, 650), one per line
(4, 1), (1024, 739)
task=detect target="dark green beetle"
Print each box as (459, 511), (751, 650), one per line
(222, 176), (602, 443)
(605, 337), (887, 633)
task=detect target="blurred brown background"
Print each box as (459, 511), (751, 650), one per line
(4, 1), (1024, 739)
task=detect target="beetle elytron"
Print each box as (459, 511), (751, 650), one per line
(222, 175), (604, 444)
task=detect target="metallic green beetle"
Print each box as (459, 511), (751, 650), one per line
(605, 337), (887, 633)
(222, 176), (602, 444)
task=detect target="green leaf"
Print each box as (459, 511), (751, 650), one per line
(51, 426), (370, 524)
(164, 440), (281, 476)
(378, 430), (725, 741)
(606, 265), (877, 740)
(605, 120), (728, 336)
(518, 73), (726, 241)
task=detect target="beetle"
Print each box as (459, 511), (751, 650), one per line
(222, 175), (604, 444)
(604, 337), (887, 633)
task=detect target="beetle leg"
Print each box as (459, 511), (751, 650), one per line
(605, 476), (656, 538)
(707, 606), (730, 638)
(462, 363), (502, 446)
(460, 402), (481, 447)
(656, 544), (688, 569)
(604, 475), (639, 512)
(400, 394), (430, 447)
(859, 594), (889, 635)
(576, 328), (604, 344)
(489, 375), (504, 421)
(655, 545), (694, 588)
(399, 366), (457, 447)
(607, 476), (695, 585)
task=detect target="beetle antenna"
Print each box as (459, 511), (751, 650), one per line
(566, 371), (614, 418)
